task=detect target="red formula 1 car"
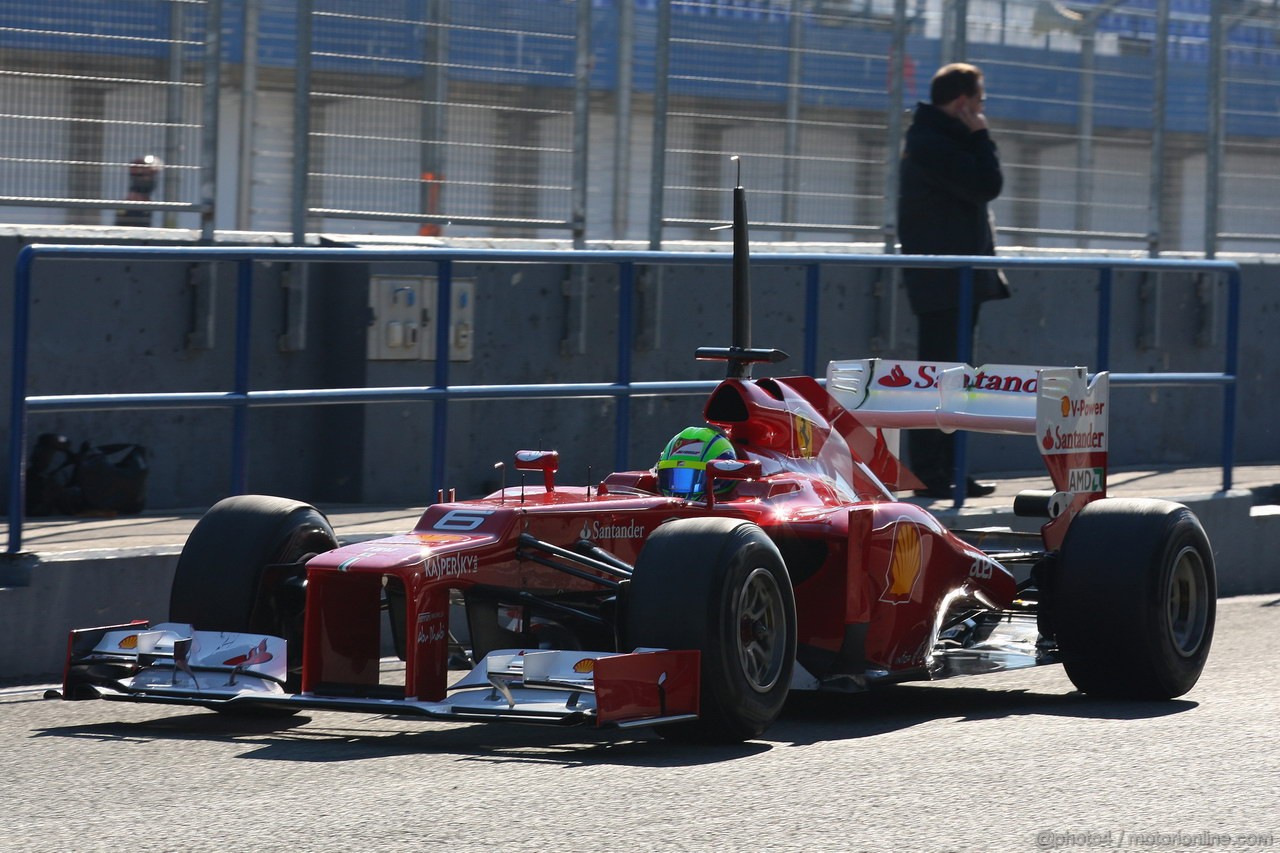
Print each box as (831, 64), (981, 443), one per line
(60, 192), (1217, 743)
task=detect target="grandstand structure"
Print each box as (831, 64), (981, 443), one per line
(1, 0), (1278, 253)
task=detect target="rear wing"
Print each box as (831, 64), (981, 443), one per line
(826, 359), (1110, 524)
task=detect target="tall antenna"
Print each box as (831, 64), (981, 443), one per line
(730, 156), (751, 365)
(695, 156), (789, 379)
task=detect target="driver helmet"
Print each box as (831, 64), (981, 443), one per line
(656, 426), (737, 500)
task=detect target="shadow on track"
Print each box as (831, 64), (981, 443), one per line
(29, 703), (769, 767)
(30, 677), (1195, 767)
(770, 682), (1198, 747)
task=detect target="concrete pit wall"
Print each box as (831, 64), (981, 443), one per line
(0, 233), (1275, 511)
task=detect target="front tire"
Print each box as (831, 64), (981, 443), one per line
(170, 495), (338, 696)
(627, 517), (796, 742)
(1052, 498), (1216, 699)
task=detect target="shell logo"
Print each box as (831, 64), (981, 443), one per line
(573, 658), (595, 674)
(881, 518), (924, 604)
(1060, 395), (1071, 418)
(118, 634), (138, 650)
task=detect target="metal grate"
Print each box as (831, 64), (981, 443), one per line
(305, 0), (580, 237)
(0, 0), (209, 227)
(0, 0), (1278, 252)
(660, 0), (896, 242)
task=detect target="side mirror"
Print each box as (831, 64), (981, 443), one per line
(514, 450), (559, 492)
(705, 458), (762, 508)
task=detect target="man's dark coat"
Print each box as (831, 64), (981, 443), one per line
(897, 101), (1009, 315)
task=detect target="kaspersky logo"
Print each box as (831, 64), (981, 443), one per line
(579, 519), (646, 541)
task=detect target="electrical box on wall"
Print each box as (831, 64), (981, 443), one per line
(367, 275), (474, 361)
(368, 276), (432, 360)
(447, 277), (475, 362)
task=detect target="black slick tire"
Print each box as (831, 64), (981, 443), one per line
(626, 517), (796, 742)
(169, 494), (337, 702)
(1053, 498), (1216, 699)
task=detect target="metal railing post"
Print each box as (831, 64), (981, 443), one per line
(420, 0), (450, 233)
(1147, 0), (1170, 257)
(616, 262), (636, 473)
(613, 0), (634, 240)
(1204, 0), (1225, 258)
(1222, 269), (1240, 490)
(1095, 266), (1113, 372)
(571, 0), (591, 248)
(647, 0), (672, 250)
(883, 0), (908, 253)
(803, 263), (820, 378)
(231, 260), (254, 494)
(292, 0), (314, 246)
(431, 259), (454, 498)
(781, 6), (803, 239)
(164, 2), (187, 226)
(6, 248), (35, 553)
(950, 266), (976, 506)
(1075, 26), (1097, 243)
(237, 0), (261, 231)
(200, 0), (223, 241)
(941, 0), (967, 66)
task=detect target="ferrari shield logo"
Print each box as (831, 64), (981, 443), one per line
(793, 414), (815, 458)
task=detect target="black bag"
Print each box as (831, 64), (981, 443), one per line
(26, 433), (79, 516)
(77, 443), (149, 514)
(26, 433), (148, 516)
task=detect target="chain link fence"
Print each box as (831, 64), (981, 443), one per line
(1, 0), (1278, 254)
(0, 0), (214, 229)
(657, 1), (897, 242)
(303, 0), (584, 237)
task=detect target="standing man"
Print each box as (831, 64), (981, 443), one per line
(897, 62), (1009, 499)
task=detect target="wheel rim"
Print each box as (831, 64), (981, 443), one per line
(1166, 545), (1209, 658)
(736, 567), (787, 693)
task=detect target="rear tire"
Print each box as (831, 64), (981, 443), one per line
(627, 517), (796, 742)
(1052, 498), (1216, 699)
(170, 495), (337, 702)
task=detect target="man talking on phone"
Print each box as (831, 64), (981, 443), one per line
(897, 62), (1010, 499)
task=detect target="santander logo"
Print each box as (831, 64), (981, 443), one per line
(877, 363), (1038, 393)
(879, 364), (912, 388)
(579, 519), (646, 541)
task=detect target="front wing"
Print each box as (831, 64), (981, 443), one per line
(61, 622), (700, 729)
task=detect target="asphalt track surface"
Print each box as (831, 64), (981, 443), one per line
(3, 595), (1277, 853)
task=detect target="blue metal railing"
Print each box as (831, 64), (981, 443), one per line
(7, 246), (1242, 553)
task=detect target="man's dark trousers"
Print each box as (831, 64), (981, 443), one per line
(907, 305), (979, 490)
